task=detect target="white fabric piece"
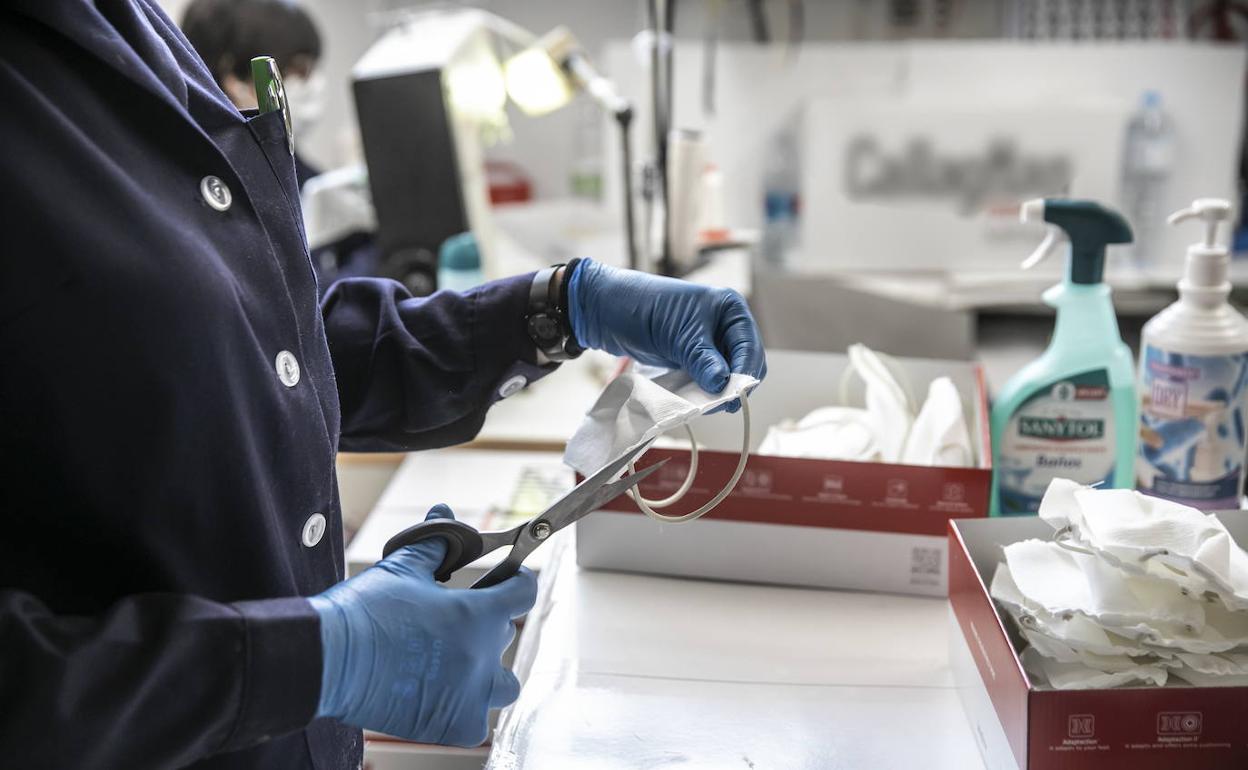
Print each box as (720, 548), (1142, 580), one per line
(1039, 478), (1248, 610)
(1174, 651), (1248, 676)
(1003, 539), (1205, 630)
(1023, 628), (1165, 668)
(900, 377), (974, 467)
(1022, 647), (1170, 690)
(758, 406), (879, 461)
(758, 345), (972, 468)
(563, 369), (758, 477)
(990, 563), (1156, 656)
(1170, 664), (1248, 687)
(1129, 601), (1248, 654)
(847, 344), (912, 463)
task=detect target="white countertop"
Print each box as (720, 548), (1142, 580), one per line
(488, 537), (985, 770)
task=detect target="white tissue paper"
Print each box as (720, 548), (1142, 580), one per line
(990, 478), (1248, 690)
(563, 369), (758, 477)
(758, 344), (974, 468)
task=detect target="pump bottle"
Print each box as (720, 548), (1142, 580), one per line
(1137, 199), (1248, 509)
(990, 199), (1136, 515)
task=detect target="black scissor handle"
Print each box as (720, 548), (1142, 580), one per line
(381, 519), (485, 583)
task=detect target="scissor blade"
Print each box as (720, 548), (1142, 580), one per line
(543, 454), (668, 533)
(583, 459), (668, 513)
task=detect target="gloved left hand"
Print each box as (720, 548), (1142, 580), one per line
(308, 505), (537, 746)
(567, 259), (766, 411)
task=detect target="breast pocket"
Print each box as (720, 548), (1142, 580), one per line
(247, 110), (318, 293)
(247, 111), (304, 233)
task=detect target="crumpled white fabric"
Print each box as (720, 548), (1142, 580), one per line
(758, 344), (973, 467)
(991, 563), (1157, 657)
(758, 406), (878, 461)
(1021, 647), (1171, 690)
(991, 478), (1248, 690)
(1003, 539), (1205, 630)
(847, 344), (912, 463)
(901, 377), (974, 467)
(1039, 478), (1248, 610)
(563, 369), (758, 477)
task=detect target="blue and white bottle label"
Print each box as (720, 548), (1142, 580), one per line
(1137, 346), (1248, 509)
(998, 370), (1116, 515)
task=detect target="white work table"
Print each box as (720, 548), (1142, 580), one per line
(488, 537), (985, 770)
(351, 448), (986, 769)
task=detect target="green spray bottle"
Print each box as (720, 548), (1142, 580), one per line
(990, 198), (1136, 515)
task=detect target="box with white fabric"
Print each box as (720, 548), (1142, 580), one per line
(575, 349), (991, 597)
(949, 513), (1248, 770)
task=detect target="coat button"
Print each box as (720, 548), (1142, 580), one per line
(498, 375), (527, 399)
(199, 175), (232, 211)
(275, 350), (300, 387)
(302, 513), (326, 548)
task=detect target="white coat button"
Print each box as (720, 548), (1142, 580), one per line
(200, 175), (232, 211)
(498, 375), (527, 399)
(302, 513), (326, 548)
(276, 350), (300, 387)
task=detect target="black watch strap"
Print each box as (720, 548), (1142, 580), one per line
(526, 262), (582, 362)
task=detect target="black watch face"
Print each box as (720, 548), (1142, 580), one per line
(528, 314), (561, 344)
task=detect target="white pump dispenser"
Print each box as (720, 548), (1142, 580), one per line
(1170, 198), (1234, 303)
(1136, 198), (1248, 509)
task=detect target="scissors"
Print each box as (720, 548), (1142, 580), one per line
(381, 442), (666, 589)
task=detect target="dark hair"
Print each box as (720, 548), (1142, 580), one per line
(181, 0), (322, 85)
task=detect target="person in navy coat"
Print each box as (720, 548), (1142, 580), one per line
(0, 2), (766, 768)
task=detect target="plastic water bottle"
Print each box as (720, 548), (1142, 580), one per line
(760, 131), (801, 266)
(1120, 91), (1174, 267)
(437, 232), (484, 292)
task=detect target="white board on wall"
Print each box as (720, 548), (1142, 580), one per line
(602, 41), (1246, 279)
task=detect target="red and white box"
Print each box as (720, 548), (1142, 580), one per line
(948, 515), (1248, 770)
(575, 349), (992, 597)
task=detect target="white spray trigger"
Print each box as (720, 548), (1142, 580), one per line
(1022, 227), (1065, 271)
(1167, 198), (1232, 248)
(1018, 197), (1062, 270)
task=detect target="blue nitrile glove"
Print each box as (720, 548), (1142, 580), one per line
(567, 259), (767, 412)
(309, 504), (537, 746)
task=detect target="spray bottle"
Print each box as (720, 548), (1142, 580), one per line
(1137, 199), (1248, 509)
(990, 199), (1136, 515)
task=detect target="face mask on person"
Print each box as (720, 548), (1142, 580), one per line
(282, 69), (327, 142)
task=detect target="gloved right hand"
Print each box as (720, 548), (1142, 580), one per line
(308, 504), (537, 746)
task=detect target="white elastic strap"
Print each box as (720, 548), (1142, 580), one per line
(625, 391), (751, 523)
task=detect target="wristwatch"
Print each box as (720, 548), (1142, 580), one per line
(526, 259), (583, 362)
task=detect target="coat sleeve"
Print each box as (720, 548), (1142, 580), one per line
(0, 590), (321, 768)
(321, 274), (557, 452)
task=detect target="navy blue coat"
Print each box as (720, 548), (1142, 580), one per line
(0, 1), (551, 767)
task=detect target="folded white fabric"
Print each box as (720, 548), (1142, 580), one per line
(1039, 478), (1248, 610)
(1021, 647), (1170, 690)
(758, 344), (973, 468)
(991, 563), (1156, 657)
(758, 406), (879, 461)
(847, 344), (913, 463)
(1003, 539), (1204, 630)
(901, 377), (974, 467)
(991, 478), (1248, 690)
(563, 369), (758, 477)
